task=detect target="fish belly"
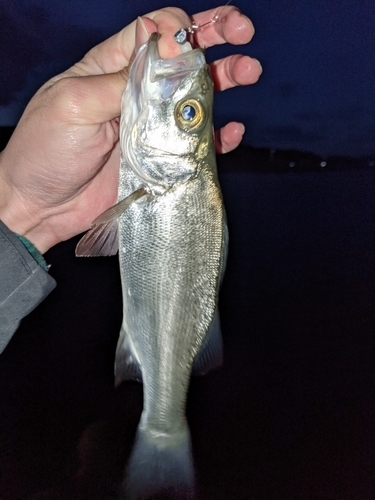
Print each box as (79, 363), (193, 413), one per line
(118, 167), (224, 431)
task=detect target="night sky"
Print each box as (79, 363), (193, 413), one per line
(1, 0), (374, 157)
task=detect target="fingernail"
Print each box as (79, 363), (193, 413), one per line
(135, 16), (151, 51)
(137, 16), (149, 36)
(254, 58), (263, 73)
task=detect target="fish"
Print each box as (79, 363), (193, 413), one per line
(76, 32), (228, 499)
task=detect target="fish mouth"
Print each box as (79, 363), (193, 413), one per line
(120, 33), (208, 188)
(132, 33), (205, 102)
(148, 33), (206, 85)
(126, 33), (206, 116)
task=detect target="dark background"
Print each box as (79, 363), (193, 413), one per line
(1, 0), (375, 157)
(0, 130), (374, 499)
(0, 1), (374, 499)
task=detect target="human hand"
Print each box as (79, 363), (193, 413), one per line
(0, 6), (261, 254)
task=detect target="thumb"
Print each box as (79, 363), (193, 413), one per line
(53, 15), (156, 126)
(43, 10), (192, 126)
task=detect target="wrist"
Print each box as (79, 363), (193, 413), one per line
(0, 158), (53, 254)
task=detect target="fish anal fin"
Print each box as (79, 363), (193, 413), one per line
(192, 307), (223, 376)
(115, 325), (143, 386)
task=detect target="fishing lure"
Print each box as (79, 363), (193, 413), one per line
(174, 2), (232, 46)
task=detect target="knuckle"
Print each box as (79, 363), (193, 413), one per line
(161, 7), (186, 17)
(158, 7), (190, 27)
(48, 77), (90, 122)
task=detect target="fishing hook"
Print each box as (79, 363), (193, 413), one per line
(174, 1), (232, 45)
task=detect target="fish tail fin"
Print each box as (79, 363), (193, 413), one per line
(122, 423), (195, 499)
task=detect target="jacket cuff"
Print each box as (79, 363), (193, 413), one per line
(0, 220), (57, 354)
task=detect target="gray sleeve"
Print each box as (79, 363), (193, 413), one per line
(0, 220), (56, 354)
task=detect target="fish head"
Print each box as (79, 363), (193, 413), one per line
(120, 33), (214, 190)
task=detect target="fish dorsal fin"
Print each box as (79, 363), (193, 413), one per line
(75, 188), (147, 257)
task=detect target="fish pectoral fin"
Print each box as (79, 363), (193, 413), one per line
(192, 307), (224, 376)
(115, 325), (143, 386)
(75, 188), (147, 257)
(91, 188), (148, 226)
(75, 219), (119, 257)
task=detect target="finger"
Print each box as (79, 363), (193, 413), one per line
(191, 6), (255, 48)
(135, 16), (153, 51)
(210, 54), (262, 92)
(215, 122), (245, 154)
(67, 8), (190, 77)
(147, 7), (192, 59)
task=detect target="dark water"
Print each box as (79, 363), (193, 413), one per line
(0, 156), (374, 499)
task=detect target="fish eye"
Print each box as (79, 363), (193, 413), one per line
(175, 99), (204, 131)
(182, 105), (196, 121)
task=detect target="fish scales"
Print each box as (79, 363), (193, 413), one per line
(117, 34), (228, 498)
(118, 168), (224, 429)
(76, 32), (227, 499)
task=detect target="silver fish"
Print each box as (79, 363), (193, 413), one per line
(77, 33), (228, 499)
